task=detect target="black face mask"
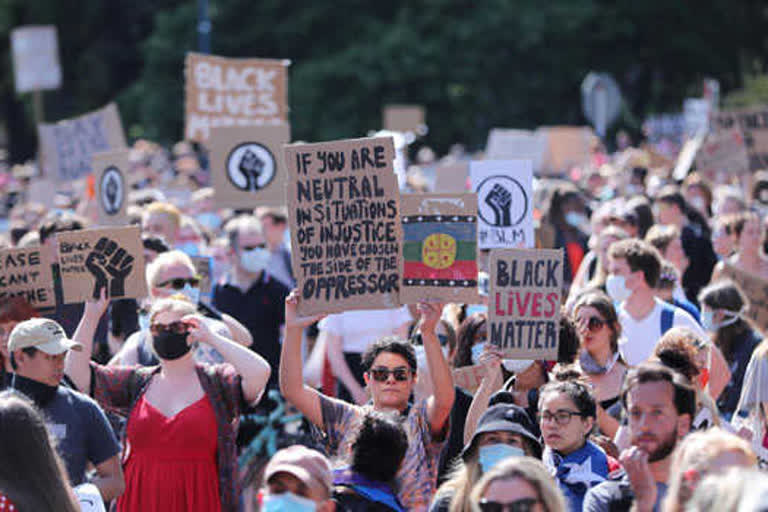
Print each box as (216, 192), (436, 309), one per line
(152, 331), (192, 360)
(12, 373), (58, 407)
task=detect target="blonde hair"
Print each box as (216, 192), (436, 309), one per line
(433, 456), (482, 512)
(142, 201), (181, 228)
(149, 295), (197, 323)
(685, 467), (768, 511)
(146, 249), (196, 290)
(663, 427), (756, 512)
(470, 457), (566, 512)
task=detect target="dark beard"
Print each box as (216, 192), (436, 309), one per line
(646, 426), (678, 463)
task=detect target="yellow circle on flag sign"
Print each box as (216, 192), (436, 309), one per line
(422, 233), (457, 269)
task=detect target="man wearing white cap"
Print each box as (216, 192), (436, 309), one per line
(8, 318), (124, 502)
(261, 445), (336, 511)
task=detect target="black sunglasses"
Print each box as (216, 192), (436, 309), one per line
(585, 316), (605, 332)
(241, 243), (267, 251)
(370, 367), (411, 382)
(150, 320), (191, 336)
(157, 277), (201, 290)
(479, 498), (541, 512)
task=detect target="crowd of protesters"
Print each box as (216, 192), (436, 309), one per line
(0, 131), (767, 512)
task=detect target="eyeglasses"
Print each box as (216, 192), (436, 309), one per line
(583, 316), (605, 332)
(156, 277), (201, 290)
(369, 366), (411, 382)
(241, 243), (267, 251)
(538, 409), (587, 426)
(150, 321), (190, 336)
(478, 497), (541, 512)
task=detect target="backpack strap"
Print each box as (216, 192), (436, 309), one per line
(660, 303), (675, 335)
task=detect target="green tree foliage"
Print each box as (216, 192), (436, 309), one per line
(1, 0), (766, 161)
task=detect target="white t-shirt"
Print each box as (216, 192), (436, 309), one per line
(318, 307), (412, 353)
(618, 298), (706, 366)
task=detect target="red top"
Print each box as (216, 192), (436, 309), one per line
(117, 395), (221, 512)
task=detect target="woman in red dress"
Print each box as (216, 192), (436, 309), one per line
(66, 295), (271, 512)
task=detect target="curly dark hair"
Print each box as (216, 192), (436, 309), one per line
(360, 336), (416, 373)
(350, 411), (408, 485)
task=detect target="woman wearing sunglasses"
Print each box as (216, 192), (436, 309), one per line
(66, 294), (271, 512)
(469, 457), (566, 512)
(538, 380), (608, 512)
(571, 292), (626, 437)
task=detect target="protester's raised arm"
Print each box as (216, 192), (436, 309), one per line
(220, 312), (253, 347)
(280, 291), (326, 427)
(419, 301), (455, 436)
(66, 290), (109, 393)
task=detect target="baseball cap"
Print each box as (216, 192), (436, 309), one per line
(264, 446), (332, 496)
(8, 318), (83, 355)
(462, 404), (542, 460)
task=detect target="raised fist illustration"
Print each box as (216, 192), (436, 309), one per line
(238, 149), (265, 191)
(85, 237), (134, 299)
(105, 174), (119, 212)
(485, 184), (512, 226)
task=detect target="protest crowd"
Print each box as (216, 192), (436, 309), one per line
(2, 26), (768, 512)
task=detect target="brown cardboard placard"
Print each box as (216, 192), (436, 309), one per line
(93, 150), (130, 225)
(37, 103), (127, 182)
(694, 129), (750, 182)
(433, 161), (469, 193)
(489, 249), (562, 360)
(56, 226), (147, 304)
(720, 263), (768, 333)
(713, 108), (768, 171)
(485, 128), (546, 173)
(0, 247), (56, 309)
(285, 136), (401, 316)
(399, 194), (480, 304)
(383, 105), (425, 133)
(209, 124), (291, 208)
(191, 256), (213, 295)
(537, 126), (593, 175)
(452, 364), (500, 394)
(185, 52), (290, 142)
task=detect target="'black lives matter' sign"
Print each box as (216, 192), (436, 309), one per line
(285, 137), (401, 316)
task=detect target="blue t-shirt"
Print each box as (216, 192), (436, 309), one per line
(42, 385), (121, 485)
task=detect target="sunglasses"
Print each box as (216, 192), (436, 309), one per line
(582, 316), (605, 332)
(150, 321), (191, 336)
(241, 243), (267, 251)
(369, 366), (411, 382)
(156, 277), (201, 290)
(412, 333), (449, 346)
(478, 497), (541, 512)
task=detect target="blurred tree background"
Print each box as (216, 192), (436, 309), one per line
(0, 0), (766, 163)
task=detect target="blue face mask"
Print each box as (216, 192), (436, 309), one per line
(262, 492), (317, 512)
(196, 212), (221, 231)
(466, 304), (488, 318)
(471, 342), (486, 365)
(478, 443), (525, 473)
(177, 242), (200, 257)
(181, 283), (200, 305)
(241, 248), (271, 274)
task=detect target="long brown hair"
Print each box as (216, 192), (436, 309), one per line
(0, 391), (80, 512)
(573, 291), (621, 354)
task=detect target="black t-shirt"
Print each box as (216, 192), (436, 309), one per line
(213, 273), (289, 388)
(437, 387), (473, 485)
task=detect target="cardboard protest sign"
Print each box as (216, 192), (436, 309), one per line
(185, 52), (290, 142)
(56, 226), (146, 304)
(191, 256), (213, 295)
(209, 125), (291, 208)
(0, 247), (55, 309)
(720, 263), (768, 333)
(537, 126), (593, 175)
(26, 178), (57, 208)
(695, 129), (750, 182)
(453, 364), (499, 394)
(489, 249), (563, 360)
(713, 108), (768, 171)
(400, 194), (479, 304)
(433, 161), (469, 193)
(93, 150), (130, 225)
(383, 105), (425, 133)
(38, 103), (127, 182)
(285, 136), (401, 316)
(672, 134), (705, 181)
(470, 160), (533, 249)
(485, 129), (546, 173)
(11, 25), (62, 93)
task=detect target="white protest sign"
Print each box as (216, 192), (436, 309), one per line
(470, 160), (533, 249)
(11, 25), (62, 93)
(485, 129), (546, 173)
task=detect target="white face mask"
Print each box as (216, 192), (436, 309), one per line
(502, 359), (535, 374)
(240, 247), (270, 274)
(606, 274), (632, 302)
(565, 212), (589, 230)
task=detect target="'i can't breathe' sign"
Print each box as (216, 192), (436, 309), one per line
(489, 249), (563, 360)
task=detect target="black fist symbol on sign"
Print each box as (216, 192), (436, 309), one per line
(485, 184), (513, 227)
(238, 149), (265, 191)
(85, 237), (134, 299)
